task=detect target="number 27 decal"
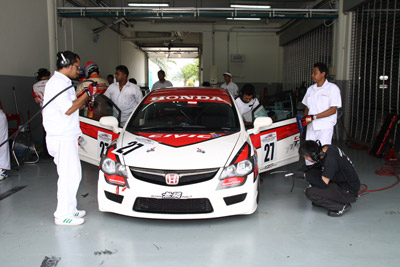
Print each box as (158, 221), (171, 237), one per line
(260, 132), (277, 163)
(115, 141), (144, 155)
(264, 142), (274, 162)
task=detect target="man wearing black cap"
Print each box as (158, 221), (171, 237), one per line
(221, 72), (239, 98)
(32, 68), (51, 107)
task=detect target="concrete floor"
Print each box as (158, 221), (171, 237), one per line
(0, 143), (399, 267)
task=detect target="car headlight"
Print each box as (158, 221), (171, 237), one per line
(220, 159), (253, 179)
(100, 143), (129, 187)
(101, 157), (128, 177)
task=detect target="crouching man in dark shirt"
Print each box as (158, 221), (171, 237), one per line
(299, 140), (360, 217)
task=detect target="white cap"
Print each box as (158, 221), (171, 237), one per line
(223, 72), (232, 77)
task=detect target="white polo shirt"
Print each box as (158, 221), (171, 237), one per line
(221, 81), (239, 98)
(302, 79), (342, 130)
(104, 82), (143, 126)
(152, 80), (173, 90)
(235, 97), (260, 116)
(42, 71), (82, 141)
(32, 80), (48, 107)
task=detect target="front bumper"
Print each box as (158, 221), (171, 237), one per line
(97, 169), (259, 219)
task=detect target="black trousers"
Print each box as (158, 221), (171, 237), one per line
(305, 183), (357, 211)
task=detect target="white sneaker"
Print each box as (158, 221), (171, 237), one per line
(73, 210), (86, 218)
(0, 169), (8, 181)
(55, 217), (85, 226)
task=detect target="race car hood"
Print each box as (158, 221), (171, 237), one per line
(116, 131), (241, 170)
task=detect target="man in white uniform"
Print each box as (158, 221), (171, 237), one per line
(221, 72), (239, 98)
(302, 62), (342, 165)
(0, 108), (10, 180)
(235, 84), (260, 127)
(104, 65), (142, 126)
(32, 68), (51, 107)
(151, 70), (173, 90)
(32, 68), (51, 158)
(43, 51), (95, 226)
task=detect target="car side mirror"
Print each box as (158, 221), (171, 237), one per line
(99, 116), (120, 133)
(253, 117), (273, 134)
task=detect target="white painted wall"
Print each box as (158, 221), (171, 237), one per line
(57, 18), (120, 77)
(57, 18), (146, 84)
(120, 41), (147, 87)
(203, 30), (282, 84)
(0, 0), (50, 76)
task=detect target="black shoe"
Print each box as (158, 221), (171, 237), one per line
(297, 165), (310, 173)
(312, 202), (323, 208)
(327, 203), (352, 217)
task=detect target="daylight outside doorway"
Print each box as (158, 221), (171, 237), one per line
(144, 46), (200, 89)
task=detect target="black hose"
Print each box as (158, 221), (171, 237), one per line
(0, 79), (96, 148)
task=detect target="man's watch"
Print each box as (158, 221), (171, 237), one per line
(313, 115), (317, 120)
(85, 89), (92, 97)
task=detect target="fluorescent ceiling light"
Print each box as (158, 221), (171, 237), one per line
(230, 4), (271, 9)
(227, 17), (261, 21)
(128, 3), (169, 7)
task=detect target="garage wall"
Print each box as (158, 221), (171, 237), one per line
(203, 29), (283, 98)
(57, 18), (147, 86)
(203, 30), (282, 83)
(0, 0), (51, 143)
(120, 41), (147, 87)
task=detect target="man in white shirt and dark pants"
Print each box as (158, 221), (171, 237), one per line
(151, 70), (173, 90)
(302, 62), (342, 165)
(235, 83), (260, 127)
(43, 51), (95, 225)
(104, 65), (143, 126)
(221, 72), (239, 98)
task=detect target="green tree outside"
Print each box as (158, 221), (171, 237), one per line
(174, 59), (199, 86)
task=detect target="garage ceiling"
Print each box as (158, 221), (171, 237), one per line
(58, 0), (336, 56)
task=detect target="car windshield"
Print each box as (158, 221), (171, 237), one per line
(126, 100), (240, 133)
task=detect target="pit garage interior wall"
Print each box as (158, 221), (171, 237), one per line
(282, 24), (333, 92)
(349, 0), (400, 152)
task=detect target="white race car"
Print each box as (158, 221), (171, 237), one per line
(78, 87), (300, 219)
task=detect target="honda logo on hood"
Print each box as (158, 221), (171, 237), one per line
(165, 173), (180, 185)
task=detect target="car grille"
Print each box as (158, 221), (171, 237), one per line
(129, 167), (219, 186)
(133, 197), (213, 214)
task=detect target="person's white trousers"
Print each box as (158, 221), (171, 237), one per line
(0, 110), (10, 170)
(305, 127), (334, 165)
(46, 137), (81, 219)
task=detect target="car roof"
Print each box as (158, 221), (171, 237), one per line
(143, 87), (233, 105)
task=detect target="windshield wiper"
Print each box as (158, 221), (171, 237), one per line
(133, 125), (177, 131)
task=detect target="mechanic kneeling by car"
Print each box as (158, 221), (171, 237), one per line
(298, 140), (360, 217)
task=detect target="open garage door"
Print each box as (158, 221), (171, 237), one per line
(144, 46), (200, 88)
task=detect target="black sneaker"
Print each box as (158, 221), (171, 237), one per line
(327, 203), (352, 217)
(297, 165), (310, 173)
(312, 202), (323, 208)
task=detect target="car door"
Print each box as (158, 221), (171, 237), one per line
(247, 91), (300, 173)
(79, 95), (122, 165)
